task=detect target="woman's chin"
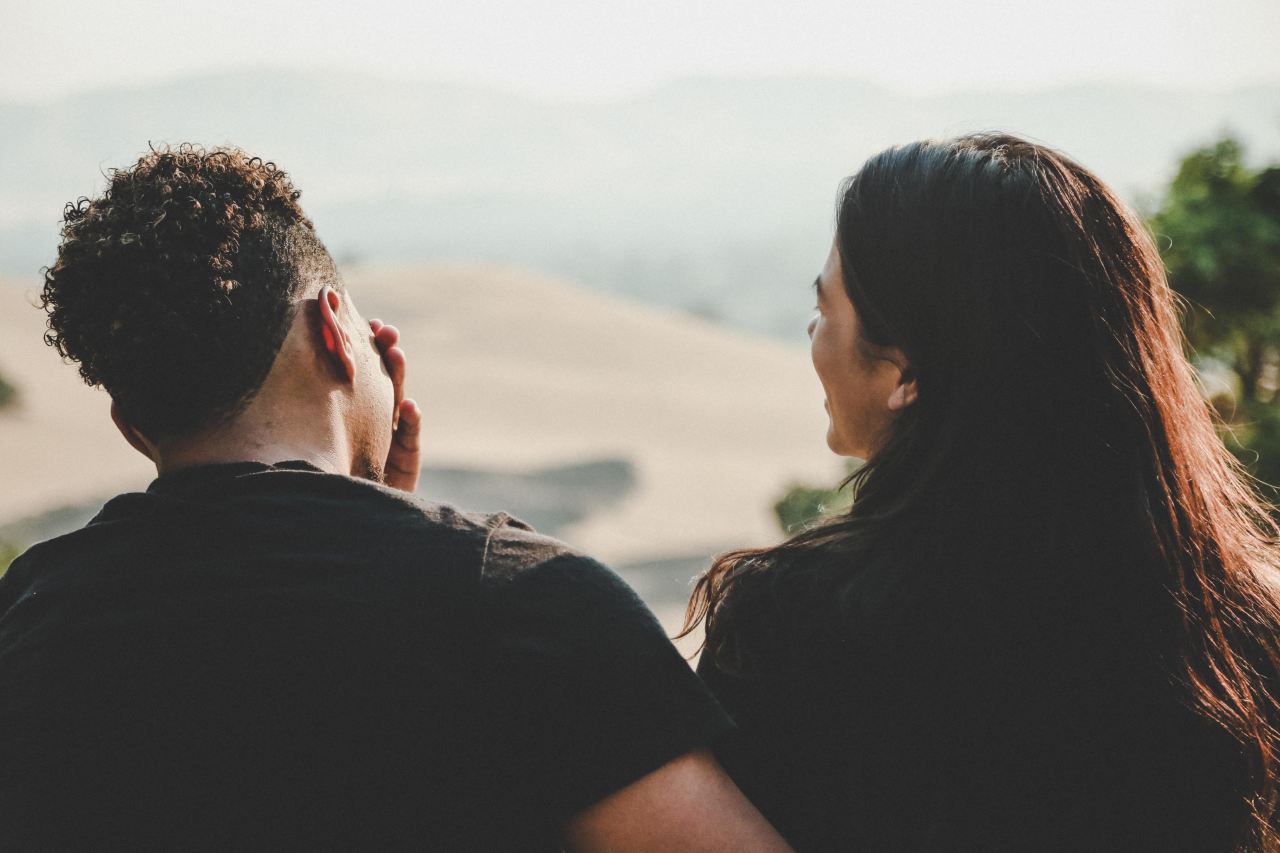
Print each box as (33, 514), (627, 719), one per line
(825, 426), (849, 456)
(825, 426), (866, 459)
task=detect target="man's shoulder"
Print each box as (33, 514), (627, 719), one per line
(308, 478), (577, 577)
(390, 499), (600, 585)
(0, 466), (614, 614)
(1, 471), (555, 593)
(478, 513), (587, 581)
(477, 518), (657, 634)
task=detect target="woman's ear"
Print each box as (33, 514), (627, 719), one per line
(317, 285), (356, 384)
(887, 362), (918, 412)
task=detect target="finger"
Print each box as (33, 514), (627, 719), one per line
(385, 346), (406, 391)
(384, 398), (422, 493)
(373, 323), (400, 351)
(384, 346), (406, 426)
(369, 318), (383, 333)
(373, 329), (398, 354)
(394, 399), (421, 453)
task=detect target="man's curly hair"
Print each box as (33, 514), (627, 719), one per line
(40, 143), (340, 438)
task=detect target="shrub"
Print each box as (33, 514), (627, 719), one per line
(0, 371), (16, 409)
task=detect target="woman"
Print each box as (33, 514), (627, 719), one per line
(685, 134), (1280, 852)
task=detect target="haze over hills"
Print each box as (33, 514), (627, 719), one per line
(2, 71), (1278, 338)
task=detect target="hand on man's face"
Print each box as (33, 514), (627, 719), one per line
(370, 319), (421, 493)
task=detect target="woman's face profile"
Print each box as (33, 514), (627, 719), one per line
(807, 241), (915, 459)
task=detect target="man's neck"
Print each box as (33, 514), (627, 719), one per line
(152, 398), (354, 479)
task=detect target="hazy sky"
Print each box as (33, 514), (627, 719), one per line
(4, 0), (1279, 103)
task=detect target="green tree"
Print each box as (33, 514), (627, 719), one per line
(772, 461), (858, 534)
(774, 482), (850, 534)
(1149, 137), (1280, 490)
(0, 371), (16, 410)
(0, 540), (21, 578)
(1150, 138), (1280, 402)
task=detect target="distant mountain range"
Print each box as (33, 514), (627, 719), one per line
(3, 71), (1278, 338)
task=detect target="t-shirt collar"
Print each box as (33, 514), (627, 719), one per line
(146, 460), (327, 496)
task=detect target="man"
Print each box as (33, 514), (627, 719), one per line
(0, 145), (785, 851)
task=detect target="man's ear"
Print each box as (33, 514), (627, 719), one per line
(887, 361), (918, 412)
(317, 285), (356, 384)
(110, 399), (157, 462)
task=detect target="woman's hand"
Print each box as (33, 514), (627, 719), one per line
(370, 318), (422, 493)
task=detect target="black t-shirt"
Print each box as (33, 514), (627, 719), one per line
(697, 549), (1248, 853)
(0, 461), (732, 851)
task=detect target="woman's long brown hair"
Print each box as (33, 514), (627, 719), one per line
(684, 134), (1280, 851)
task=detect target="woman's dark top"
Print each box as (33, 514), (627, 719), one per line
(698, 531), (1249, 852)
